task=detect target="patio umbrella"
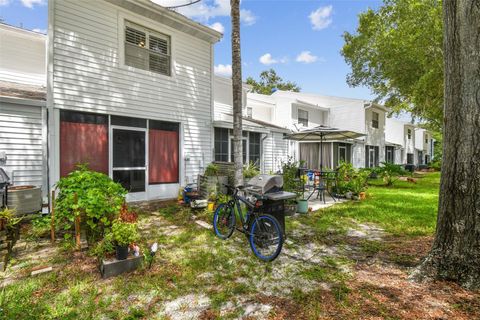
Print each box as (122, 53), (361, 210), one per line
(284, 125), (365, 170)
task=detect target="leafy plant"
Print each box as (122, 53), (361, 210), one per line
(350, 169), (371, 195)
(54, 166), (127, 244)
(243, 161), (260, 179)
(377, 162), (406, 186)
(111, 220), (139, 247)
(90, 231), (115, 259)
(119, 203), (138, 223)
(204, 163), (219, 177)
(281, 157), (304, 200)
(29, 215), (51, 239)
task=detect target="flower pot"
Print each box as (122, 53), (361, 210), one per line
(359, 192), (366, 200)
(116, 245), (129, 260)
(297, 200), (309, 214)
(207, 201), (215, 212)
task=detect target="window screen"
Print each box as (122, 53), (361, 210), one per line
(372, 112), (379, 128)
(248, 132), (261, 165)
(214, 128), (229, 162)
(298, 109), (308, 127)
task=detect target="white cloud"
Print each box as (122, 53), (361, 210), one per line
(259, 53), (287, 66)
(152, 0), (256, 25)
(32, 28), (47, 34)
(209, 22), (224, 34)
(296, 51), (318, 64)
(21, 0), (45, 8)
(309, 5), (333, 30)
(0, 0), (10, 6)
(214, 64), (232, 77)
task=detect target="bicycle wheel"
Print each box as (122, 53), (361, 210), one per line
(213, 203), (236, 239)
(249, 214), (283, 261)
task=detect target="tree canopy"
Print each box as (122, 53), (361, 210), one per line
(246, 69), (300, 95)
(341, 0), (443, 130)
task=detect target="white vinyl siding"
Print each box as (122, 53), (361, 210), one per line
(0, 101), (46, 188)
(51, 0), (215, 197)
(263, 132), (288, 174)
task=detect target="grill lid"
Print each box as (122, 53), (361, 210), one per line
(246, 174), (283, 195)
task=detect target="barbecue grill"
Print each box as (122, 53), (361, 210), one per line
(245, 174), (296, 236)
(0, 168), (10, 209)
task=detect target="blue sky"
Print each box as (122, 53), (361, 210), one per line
(0, 0), (382, 100)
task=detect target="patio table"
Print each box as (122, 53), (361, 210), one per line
(305, 170), (338, 204)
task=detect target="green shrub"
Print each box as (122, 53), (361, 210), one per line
(377, 162), (406, 186)
(281, 157), (304, 200)
(204, 163), (219, 176)
(243, 161), (260, 179)
(430, 159), (441, 171)
(111, 220), (139, 247)
(54, 166), (127, 243)
(29, 215), (51, 239)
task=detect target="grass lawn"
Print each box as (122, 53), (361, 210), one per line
(1, 172), (479, 319)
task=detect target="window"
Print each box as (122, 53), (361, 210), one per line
(298, 109), (308, 127)
(365, 145), (380, 168)
(407, 129), (412, 139)
(230, 139), (247, 163)
(425, 136), (429, 144)
(385, 146), (395, 163)
(125, 21), (171, 76)
(214, 128), (229, 162)
(407, 153), (414, 164)
(372, 112), (379, 129)
(248, 132), (261, 165)
(246, 107), (253, 118)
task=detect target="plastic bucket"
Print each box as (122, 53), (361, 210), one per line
(297, 200), (308, 214)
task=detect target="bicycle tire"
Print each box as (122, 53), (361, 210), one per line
(213, 203), (236, 240)
(249, 214), (283, 261)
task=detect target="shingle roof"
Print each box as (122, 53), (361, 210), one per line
(0, 81), (46, 101)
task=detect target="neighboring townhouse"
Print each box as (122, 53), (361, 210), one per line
(0, 24), (48, 198)
(48, 0), (221, 201)
(213, 76), (289, 174)
(385, 118), (434, 166)
(247, 90), (388, 170)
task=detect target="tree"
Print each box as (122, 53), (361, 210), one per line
(230, 0), (243, 186)
(341, 0), (443, 130)
(246, 69), (300, 95)
(413, 0), (480, 289)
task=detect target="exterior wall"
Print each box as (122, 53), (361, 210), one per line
(404, 125), (416, 163)
(49, 0), (216, 200)
(291, 103), (327, 129)
(352, 142), (365, 168)
(364, 107), (386, 164)
(213, 76), (249, 121)
(0, 24), (46, 86)
(263, 131), (288, 174)
(0, 98), (47, 190)
(329, 104), (366, 134)
(385, 118), (405, 146)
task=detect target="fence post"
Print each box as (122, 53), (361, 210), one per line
(50, 190), (55, 243)
(74, 193), (81, 250)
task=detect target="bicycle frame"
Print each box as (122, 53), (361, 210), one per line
(228, 188), (256, 231)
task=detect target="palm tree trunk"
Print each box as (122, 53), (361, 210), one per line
(414, 0), (480, 290)
(231, 0), (243, 186)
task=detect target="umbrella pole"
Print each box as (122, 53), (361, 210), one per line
(320, 135), (323, 171)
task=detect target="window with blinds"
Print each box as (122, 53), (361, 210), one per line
(372, 111), (379, 128)
(298, 109), (309, 127)
(125, 21), (171, 76)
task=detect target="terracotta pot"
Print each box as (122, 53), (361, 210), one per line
(359, 192), (366, 200)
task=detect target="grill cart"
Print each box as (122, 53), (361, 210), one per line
(244, 174), (296, 236)
(0, 168), (10, 209)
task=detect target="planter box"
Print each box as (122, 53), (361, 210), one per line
(100, 255), (143, 278)
(198, 175), (228, 198)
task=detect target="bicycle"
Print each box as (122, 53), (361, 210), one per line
(212, 185), (284, 262)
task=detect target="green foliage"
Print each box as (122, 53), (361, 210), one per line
(246, 69), (301, 95)
(111, 220), (139, 247)
(350, 169), (371, 195)
(281, 157), (304, 200)
(336, 161), (356, 194)
(54, 166), (127, 242)
(0, 207), (21, 232)
(342, 0), (443, 130)
(90, 231), (114, 259)
(29, 215), (51, 239)
(243, 161), (260, 179)
(204, 163), (219, 176)
(430, 158), (441, 171)
(377, 162), (406, 186)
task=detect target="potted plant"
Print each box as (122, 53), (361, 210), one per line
(111, 220), (139, 260)
(207, 192), (217, 212)
(199, 163), (228, 198)
(296, 174), (308, 214)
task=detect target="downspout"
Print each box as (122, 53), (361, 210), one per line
(261, 133), (268, 173)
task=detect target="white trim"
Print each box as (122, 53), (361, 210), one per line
(0, 96), (46, 107)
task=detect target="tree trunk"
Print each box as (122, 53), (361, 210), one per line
(414, 0), (480, 289)
(231, 0), (243, 186)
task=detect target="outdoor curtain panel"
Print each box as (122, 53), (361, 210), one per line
(60, 121), (109, 177)
(149, 129), (179, 184)
(299, 142), (332, 170)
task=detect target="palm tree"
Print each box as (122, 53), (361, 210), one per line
(230, 0), (243, 186)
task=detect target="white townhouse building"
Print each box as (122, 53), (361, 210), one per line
(0, 24), (48, 197)
(213, 77), (289, 174)
(246, 90), (389, 170)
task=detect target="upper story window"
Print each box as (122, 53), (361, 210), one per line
(372, 111), (379, 128)
(425, 136), (429, 144)
(407, 129), (412, 139)
(124, 21), (171, 76)
(298, 109), (308, 127)
(246, 107), (253, 118)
